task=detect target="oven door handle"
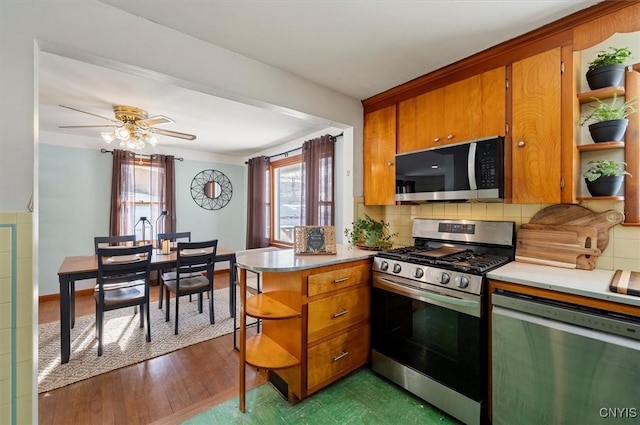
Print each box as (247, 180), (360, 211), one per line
(375, 276), (481, 317)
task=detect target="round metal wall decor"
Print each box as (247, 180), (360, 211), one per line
(190, 169), (233, 210)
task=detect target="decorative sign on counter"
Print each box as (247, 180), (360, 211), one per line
(294, 226), (337, 255)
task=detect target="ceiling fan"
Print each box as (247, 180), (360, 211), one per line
(58, 104), (197, 149)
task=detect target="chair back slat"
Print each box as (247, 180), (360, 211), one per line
(97, 245), (152, 288)
(176, 240), (218, 276)
(157, 232), (191, 249)
(94, 235), (136, 254)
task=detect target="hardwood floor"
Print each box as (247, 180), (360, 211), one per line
(38, 272), (267, 425)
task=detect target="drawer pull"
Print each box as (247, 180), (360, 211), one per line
(333, 277), (349, 284)
(332, 351), (349, 362)
(332, 309), (348, 318)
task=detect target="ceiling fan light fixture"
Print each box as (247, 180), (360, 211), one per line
(101, 131), (116, 143)
(115, 127), (131, 140)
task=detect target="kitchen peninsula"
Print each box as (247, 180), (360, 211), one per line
(236, 245), (376, 412)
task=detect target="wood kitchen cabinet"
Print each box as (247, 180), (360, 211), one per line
(397, 67), (505, 154)
(510, 47), (563, 204)
(364, 105), (396, 205)
(239, 254), (372, 408)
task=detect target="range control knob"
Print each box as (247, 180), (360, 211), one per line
(414, 268), (424, 278)
(393, 263), (402, 274)
(440, 273), (450, 284)
(380, 261), (389, 271)
(456, 276), (469, 288)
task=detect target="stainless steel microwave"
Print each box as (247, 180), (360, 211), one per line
(395, 136), (504, 202)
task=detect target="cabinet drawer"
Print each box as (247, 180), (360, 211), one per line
(307, 286), (370, 343)
(307, 264), (371, 297)
(307, 324), (370, 391)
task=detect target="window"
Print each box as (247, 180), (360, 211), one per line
(120, 158), (166, 245)
(270, 155), (303, 245)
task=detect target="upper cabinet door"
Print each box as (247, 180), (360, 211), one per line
(481, 67), (506, 137)
(364, 105), (397, 206)
(397, 89), (444, 153)
(511, 48), (562, 204)
(444, 75), (482, 144)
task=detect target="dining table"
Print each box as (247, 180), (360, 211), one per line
(56, 247), (236, 364)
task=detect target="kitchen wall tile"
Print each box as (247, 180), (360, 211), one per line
(596, 255), (614, 270)
(503, 204), (522, 218)
(444, 203), (458, 218)
(0, 329), (8, 355)
(16, 394), (31, 425)
(613, 238), (640, 260)
(0, 213), (16, 225)
(613, 257), (640, 271)
(417, 203), (433, 217)
(0, 253), (10, 279)
(0, 228), (10, 253)
(470, 203), (487, 219)
(613, 225), (640, 239)
(16, 221), (32, 259)
(0, 279), (8, 305)
(521, 204), (544, 219)
(431, 203), (445, 218)
(0, 379), (9, 424)
(15, 326), (31, 362)
(16, 258), (32, 294)
(0, 353), (8, 381)
(457, 203), (472, 219)
(486, 203), (504, 217)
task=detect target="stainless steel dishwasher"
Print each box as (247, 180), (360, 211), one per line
(492, 290), (640, 425)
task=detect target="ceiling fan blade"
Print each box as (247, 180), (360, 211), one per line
(137, 115), (174, 127)
(59, 104), (121, 123)
(59, 124), (121, 129)
(149, 127), (197, 140)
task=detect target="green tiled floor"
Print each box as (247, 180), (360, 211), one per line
(183, 368), (462, 425)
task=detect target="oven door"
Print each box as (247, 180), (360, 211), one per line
(371, 272), (485, 402)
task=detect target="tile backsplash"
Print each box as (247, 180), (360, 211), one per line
(0, 213), (33, 425)
(354, 198), (640, 272)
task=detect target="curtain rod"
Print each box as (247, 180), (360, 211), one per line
(246, 132), (344, 164)
(100, 148), (184, 161)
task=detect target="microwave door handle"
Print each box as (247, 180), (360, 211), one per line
(468, 142), (477, 190)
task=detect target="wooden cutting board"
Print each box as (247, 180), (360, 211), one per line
(516, 225), (601, 270)
(529, 204), (624, 251)
(610, 270), (640, 297)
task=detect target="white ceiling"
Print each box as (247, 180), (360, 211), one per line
(40, 0), (602, 157)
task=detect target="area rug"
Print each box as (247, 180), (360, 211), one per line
(38, 288), (251, 393)
(183, 368), (461, 425)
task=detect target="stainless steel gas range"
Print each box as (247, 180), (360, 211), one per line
(371, 218), (516, 425)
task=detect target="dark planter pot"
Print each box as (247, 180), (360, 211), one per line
(588, 119), (628, 143)
(586, 64), (626, 90)
(585, 176), (624, 197)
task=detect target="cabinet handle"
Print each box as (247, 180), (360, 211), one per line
(433, 137), (441, 142)
(333, 277), (349, 284)
(332, 351), (349, 362)
(387, 161), (394, 166)
(518, 140), (525, 147)
(332, 309), (348, 318)
(447, 134), (454, 140)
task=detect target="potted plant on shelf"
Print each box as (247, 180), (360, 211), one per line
(585, 46), (632, 90)
(580, 94), (638, 142)
(344, 214), (397, 250)
(584, 160), (631, 197)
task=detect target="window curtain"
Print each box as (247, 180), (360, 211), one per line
(302, 134), (335, 226)
(109, 150), (176, 241)
(246, 156), (271, 249)
(109, 149), (136, 237)
(150, 153), (176, 236)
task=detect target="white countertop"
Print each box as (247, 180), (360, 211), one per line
(487, 261), (640, 307)
(236, 244), (376, 272)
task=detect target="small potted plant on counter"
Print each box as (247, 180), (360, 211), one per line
(580, 94), (638, 142)
(584, 160), (631, 197)
(585, 46), (632, 90)
(345, 214), (397, 250)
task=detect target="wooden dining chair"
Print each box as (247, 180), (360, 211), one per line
(70, 235), (137, 329)
(164, 239), (218, 335)
(157, 232), (192, 309)
(95, 244), (152, 356)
